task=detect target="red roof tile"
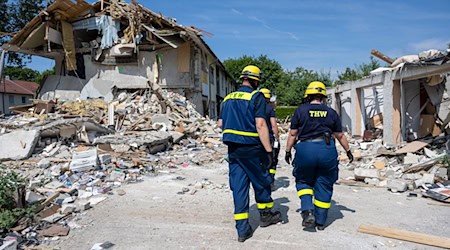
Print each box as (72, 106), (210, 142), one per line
(0, 79), (38, 95)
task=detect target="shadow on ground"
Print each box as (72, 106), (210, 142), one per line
(273, 176), (290, 191)
(295, 200), (356, 230)
(248, 197), (290, 232)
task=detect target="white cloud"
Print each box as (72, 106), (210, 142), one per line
(231, 8), (243, 15)
(248, 15), (299, 41)
(409, 38), (450, 51)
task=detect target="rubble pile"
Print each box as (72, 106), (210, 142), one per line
(0, 88), (226, 247)
(339, 134), (450, 202)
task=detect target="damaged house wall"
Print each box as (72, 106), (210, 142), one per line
(362, 86), (383, 124)
(329, 52), (450, 145)
(402, 80), (421, 140)
(339, 90), (352, 132)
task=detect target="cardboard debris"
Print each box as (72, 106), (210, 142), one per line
(39, 224), (70, 237)
(419, 115), (441, 137)
(395, 140), (430, 154)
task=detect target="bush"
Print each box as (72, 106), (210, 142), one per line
(0, 170), (33, 231)
(275, 106), (298, 121)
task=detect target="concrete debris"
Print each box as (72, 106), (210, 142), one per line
(354, 168), (379, 180)
(387, 179), (408, 193)
(336, 132), (449, 198)
(0, 129), (40, 160)
(0, 85), (226, 247)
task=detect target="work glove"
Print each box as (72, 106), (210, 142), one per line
(346, 150), (354, 163)
(285, 151), (292, 165)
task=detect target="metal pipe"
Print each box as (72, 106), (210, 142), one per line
(0, 49), (6, 115)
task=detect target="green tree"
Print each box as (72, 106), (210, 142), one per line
(3, 66), (40, 82)
(1, 0), (45, 66)
(3, 66), (54, 83)
(338, 56), (381, 81)
(223, 54), (288, 93)
(35, 67), (55, 84)
(278, 67), (332, 106)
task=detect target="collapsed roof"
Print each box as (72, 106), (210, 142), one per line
(3, 0), (222, 69)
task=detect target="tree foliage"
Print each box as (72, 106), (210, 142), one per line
(35, 67), (56, 84)
(2, 66), (55, 83)
(337, 56), (381, 81)
(278, 67), (332, 106)
(224, 55), (333, 106)
(1, 0), (45, 66)
(223, 55), (287, 93)
(3, 66), (40, 81)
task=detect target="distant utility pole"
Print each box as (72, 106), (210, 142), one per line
(0, 49), (6, 115)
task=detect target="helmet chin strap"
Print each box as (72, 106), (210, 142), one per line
(249, 79), (259, 89)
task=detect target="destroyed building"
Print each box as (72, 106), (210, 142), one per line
(328, 49), (450, 145)
(1, 0), (236, 119)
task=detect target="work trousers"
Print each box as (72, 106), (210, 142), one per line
(293, 140), (339, 225)
(229, 155), (273, 236)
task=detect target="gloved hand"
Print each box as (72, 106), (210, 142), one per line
(346, 150), (354, 163)
(267, 151), (274, 169)
(285, 151), (292, 164)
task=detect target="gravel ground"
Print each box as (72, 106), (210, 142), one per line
(58, 153), (450, 250)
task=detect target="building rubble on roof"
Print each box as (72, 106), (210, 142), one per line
(2, 0), (236, 119)
(327, 49), (450, 202)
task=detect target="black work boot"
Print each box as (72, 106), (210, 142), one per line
(316, 223), (325, 231)
(238, 227), (253, 242)
(260, 209), (282, 227)
(301, 210), (315, 228)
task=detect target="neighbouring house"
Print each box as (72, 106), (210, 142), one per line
(328, 49), (450, 145)
(0, 77), (38, 115)
(1, 0), (237, 120)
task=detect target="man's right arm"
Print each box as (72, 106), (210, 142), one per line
(254, 94), (272, 153)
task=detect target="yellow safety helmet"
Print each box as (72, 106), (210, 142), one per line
(304, 81), (327, 97)
(240, 65), (261, 82)
(260, 88), (271, 99)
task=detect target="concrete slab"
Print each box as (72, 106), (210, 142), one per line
(0, 129), (40, 161)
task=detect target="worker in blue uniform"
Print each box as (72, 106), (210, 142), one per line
(218, 65), (281, 242)
(284, 81), (353, 231)
(260, 88), (280, 190)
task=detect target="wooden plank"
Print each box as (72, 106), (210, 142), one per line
(358, 224), (450, 249)
(427, 202), (450, 207)
(371, 49), (394, 64)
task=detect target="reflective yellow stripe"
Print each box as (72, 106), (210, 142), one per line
(297, 189), (313, 197)
(269, 169), (276, 174)
(223, 90), (259, 102)
(223, 129), (259, 137)
(257, 202), (274, 209)
(234, 212), (249, 220)
(314, 199), (331, 209)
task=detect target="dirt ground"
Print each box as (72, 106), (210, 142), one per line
(57, 148), (450, 250)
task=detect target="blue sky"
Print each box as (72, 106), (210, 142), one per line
(28, 0), (450, 79)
